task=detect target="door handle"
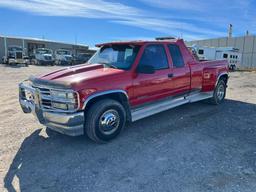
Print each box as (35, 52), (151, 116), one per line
(168, 73), (173, 78)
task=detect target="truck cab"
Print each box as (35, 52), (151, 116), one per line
(19, 38), (229, 143)
(73, 53), (93, 65)
(54, 49), (73, 65)
(31, 48), (54, 65)
(3, 45), (29, 65)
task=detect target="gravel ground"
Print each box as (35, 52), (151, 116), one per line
(0, 64), (256, 192)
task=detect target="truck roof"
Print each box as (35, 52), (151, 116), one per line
(96, 38), (181, 47)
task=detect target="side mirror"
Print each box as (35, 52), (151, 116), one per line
(136, 64), (155, 74)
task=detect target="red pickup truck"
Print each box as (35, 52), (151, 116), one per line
(19, 38), (229, 142)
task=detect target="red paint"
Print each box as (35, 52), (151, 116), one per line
(37, 39), (228, 109)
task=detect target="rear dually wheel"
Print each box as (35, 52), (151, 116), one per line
(209, 79), (227, 105)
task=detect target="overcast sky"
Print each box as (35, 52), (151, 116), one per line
(0, 0), (255, 47)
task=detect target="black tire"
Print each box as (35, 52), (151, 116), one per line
(209, 79), (226, 105)
(85, 99), (126, 143)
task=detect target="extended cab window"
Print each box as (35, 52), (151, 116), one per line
(88, 44), (140, 70)
(139, 44), (169, 70)
(168, 44), (185, 68)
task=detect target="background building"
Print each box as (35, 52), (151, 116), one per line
(187, 35), (256, 69)
(0, 35), (95, 59)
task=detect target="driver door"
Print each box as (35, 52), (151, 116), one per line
(131, 44), (173, 106)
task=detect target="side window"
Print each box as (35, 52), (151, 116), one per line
(198, 49), (204, 55)
(223, 54), (228, 58)
(168, 44), (185, 68)
(124, 48), (133, 59)
(139, 44), (169, 70)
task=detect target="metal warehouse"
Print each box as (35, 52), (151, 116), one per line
(0, 35), (95, 59)
(187, 35), (256, 69)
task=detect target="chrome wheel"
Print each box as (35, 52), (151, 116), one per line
(99, 109), (120, 135)
(217, 84), (225, 100)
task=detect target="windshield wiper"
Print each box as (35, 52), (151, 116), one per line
(99, 62), (117, 69)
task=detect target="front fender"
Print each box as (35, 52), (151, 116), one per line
(82, 90), (129, 109)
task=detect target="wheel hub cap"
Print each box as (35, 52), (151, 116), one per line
(99, 110), (120, 135)
(217, 84), (225, 100)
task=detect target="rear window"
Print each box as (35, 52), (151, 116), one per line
(168, 44), (185, 68)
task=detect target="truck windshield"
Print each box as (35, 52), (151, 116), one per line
(36, 49), (52, 54)
(56, 50), (71, 55)
(8, 47), (23, 52)
(88, 45), (140, 70)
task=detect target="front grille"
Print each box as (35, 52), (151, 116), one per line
(33, 86), (79, 112)
(16, 52), (23, 59)
(37, 87), (52, 110)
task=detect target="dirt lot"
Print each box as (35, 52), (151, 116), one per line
(0, 65), (256, 192)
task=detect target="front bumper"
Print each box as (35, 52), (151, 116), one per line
(38, 60), (54, 65)
(9, 58), (26, 64)
(60, 59), (72, 65)
(19, 82), (84, 136)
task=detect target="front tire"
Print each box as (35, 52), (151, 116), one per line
(85, 99), (126, 143)
(209, 79), (226, 105)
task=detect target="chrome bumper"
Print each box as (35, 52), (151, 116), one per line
(19, 82), (84, 136)
(9, 58), (26, 64)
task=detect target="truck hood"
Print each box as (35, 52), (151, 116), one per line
(35, 64), (125, 89)
(57, 54), (72, 57)
(42, 54), (52, 57)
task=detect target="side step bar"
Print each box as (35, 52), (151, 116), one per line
(131, 91), (213, 122)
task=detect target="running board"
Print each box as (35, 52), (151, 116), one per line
(131, 91), (213, 122)
(186, 91), (213, 103)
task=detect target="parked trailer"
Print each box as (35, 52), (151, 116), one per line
(191, 45), (241, 70)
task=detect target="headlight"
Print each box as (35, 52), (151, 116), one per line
(51, 90), (67, 98)
(50, 90), (79, 111)
(51, 90), (76, 99)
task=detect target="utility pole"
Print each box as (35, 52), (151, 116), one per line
(75, 35), (77, 45)
(4, 36), (7, 58)
(228, 24), (233, 38)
